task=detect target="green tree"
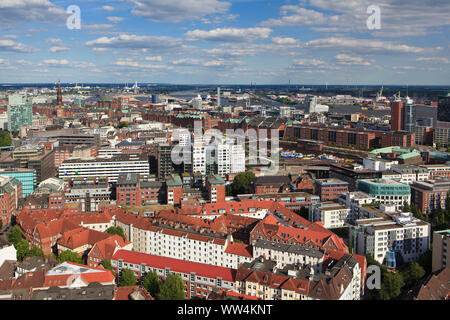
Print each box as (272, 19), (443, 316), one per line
(0, 131), (12, 147)
(57, 250), (84, 264)
(26, 246), (45, 258)
(231, 171), (256, 196)
(0, 220), (3, 230)
(142, 270), (161, 298)
(380, 272), (404, 300)
(16, 239), (29, 261)
(106, 226), (126, 239)
(7, 225), (23, 246)
(417, 250), (433, 275)
(157, 274), (185, 300)
(120, 268), (136, 287)
(117, 122), (130, 128)
(402, 262), (425, 287)
(401, 200), (410, 213)
(102, 258), (115, 275)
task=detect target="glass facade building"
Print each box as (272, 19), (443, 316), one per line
(438, 93), (450, 123)
(0, 168), (36, 197)
(7, 104), (32, 133)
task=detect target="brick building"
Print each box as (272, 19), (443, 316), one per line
(315, 179), (349, 201)
(0, 176), (22, 225)
(111, 249), (236, 299)
(411, 179), (450, 215)
(206, 174), (226, 203)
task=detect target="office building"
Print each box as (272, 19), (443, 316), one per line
(313, 203), (351, 229)
(116, 173), (163, 207)
(284, 123), (415, 149)
(58, 154), (150, 184)
(157, 143), (173, 180)
(437, 93), (450, 123)
(434, 121), (450, 146)
(315, 179), (349, 201)
(391, 101), (403, 131)
(0, 175), (22, 225)
(403, 104), (416, 134)
(411, 179), (450, 215)
(7, 104), (32, 133)
(357, 179), (410, 211)
(0, 168), (35, 197)
(431, 230), (450, 273)
(64, 178), (111, 212)
(0, 145), (56, 184)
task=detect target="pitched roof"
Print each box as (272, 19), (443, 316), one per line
(89, 235), (131, 262)
(112, 250), (235, 282)
(44, 262), (115, 287)
(224, 242), (253, 258)
(114, 286), (153, 300)
(57, 227), (111, 250)
(415, 268), (450, 300)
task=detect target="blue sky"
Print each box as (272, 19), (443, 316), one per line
(0, 0), (449, 85)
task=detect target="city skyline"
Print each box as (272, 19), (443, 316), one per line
(0, 0), (449, 85)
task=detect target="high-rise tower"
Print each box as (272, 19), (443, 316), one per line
(57, 80), (62, 106)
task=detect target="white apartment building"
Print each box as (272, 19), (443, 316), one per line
(351, 205), (430, 265)
(383, 165), (429, 185)
(58, 154), (150, 183)
(115, 216), (253, 269)
(64, 184), (111, 212)
(363, 157), (398, 172)
(253, 239), (324, 273)
(313, 203), (351, 229)
(217, 143), (231, 177)
(338, 192), (378, 222)
(230, 144), (246, 174)
(192, 143), (206, 175)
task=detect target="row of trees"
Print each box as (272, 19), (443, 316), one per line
(120, 269), (185, 300)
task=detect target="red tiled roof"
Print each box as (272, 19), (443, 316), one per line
(224, 242), (253, 257)
(57, 227), (110, 250)
(44, 263), (115, 287)
(90, 235), (131, 262)
(200, 200), (275, 216)
(114, 286), (153, 300)
(112, 250), (235, 282)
